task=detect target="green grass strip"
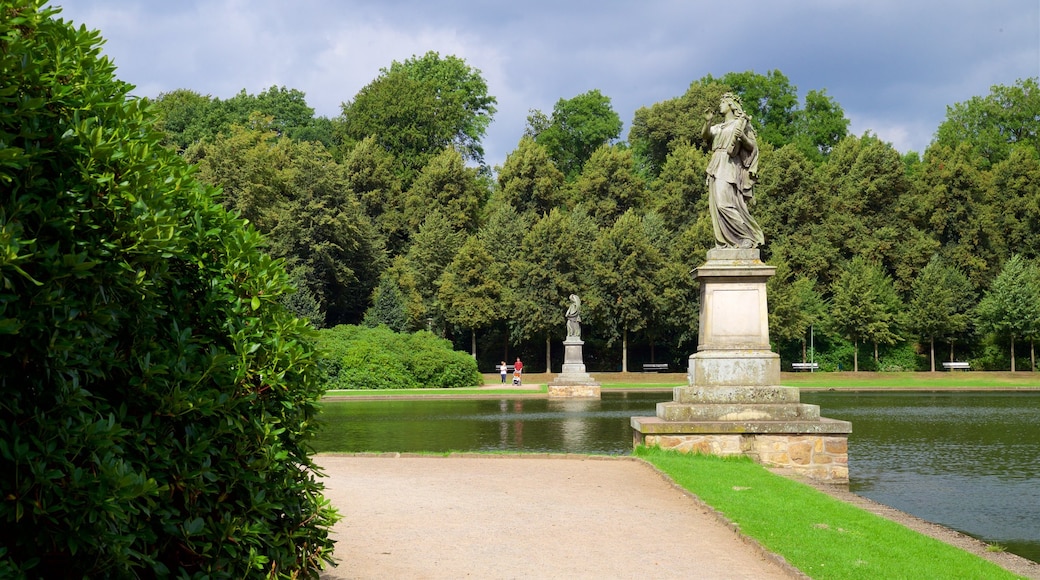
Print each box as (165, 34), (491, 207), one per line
(635, 447), (1023, 580)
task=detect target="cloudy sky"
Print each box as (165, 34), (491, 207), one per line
(56, 1), (1039, 168)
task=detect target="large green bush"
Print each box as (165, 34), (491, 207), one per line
(318, 325), (482, 389)
(0, 2), (335, 577)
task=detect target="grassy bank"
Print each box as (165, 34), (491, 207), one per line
(636, 447), (1023, 579)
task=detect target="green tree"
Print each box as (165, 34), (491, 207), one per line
(400, 210), (465, 331)
(569, 145), (647, 226)
(906, 255), (975, 371)
(404, 147), (488, 234)
(647, 142), (710, 233)
(790, 89), (850, 162)
(829, 257), (895, 371)
(629, 81), (728, 178)
(363, 271), (408, 332)
(766, 257), (819, 357)
(342, 135), (407, 255)
(510, 208), (598, 370)
(905, 142), (998, 289)
(988, 146), (1040, 261)
(0, 3), (335, 575)
(340, 51), (496, 182)
(975, 255), (1040, 371)
(530, 89), (623, 179)
(705, 70), (799, 148)
(438, 235), (504, 358)
(496, 136), (566, 216)
(933, 77), (1040, 169)
(591, 211), (663, 371)
(193, 120), (384, 326)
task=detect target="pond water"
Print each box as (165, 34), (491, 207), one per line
(314, 390), (1040, 564)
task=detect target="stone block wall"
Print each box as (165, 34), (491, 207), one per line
(636, 432), (849, 482)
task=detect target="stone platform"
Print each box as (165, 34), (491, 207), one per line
(548, 338), (600, 398)
(631, 249), (851, 483)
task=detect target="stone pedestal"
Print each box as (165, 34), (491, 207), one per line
(548, 338), (601, 398)
(631, 249), (851, 483)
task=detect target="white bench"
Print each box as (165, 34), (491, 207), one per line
(791, 362), (819, 371)
(942, 361), (970, 371)
(642, 363), (670, 372)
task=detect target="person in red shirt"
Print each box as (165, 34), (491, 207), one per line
(513, 357), (523, 385)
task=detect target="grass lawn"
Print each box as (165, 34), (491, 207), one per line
(324, 371), (1040, 397)
(636, 447), (1023, 580)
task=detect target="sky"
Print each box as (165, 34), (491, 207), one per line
(55, 1), (1040, 169)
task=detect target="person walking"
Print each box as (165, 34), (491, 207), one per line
(513, 357), (523, 385)
(499, 361), (508, 384)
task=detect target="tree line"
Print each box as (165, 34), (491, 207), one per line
(149, 54), (1040, 373)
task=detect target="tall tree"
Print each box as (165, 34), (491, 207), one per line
(591, 211), (663, 371)
(438, 235), (504, 358)
(988, 146), (1040, 262)
(647, 142), (710, 233)
(342, 136), (407, 255)
(905, 142), (998, 289)
(829, 257), (894, 371)
(404, 147), (488, 235)
(975, 255), (1040, 371)
(790, 89), (850, 162)
(705, 70), (799, 148)
(496, 136), (566, 216)
(529, 89), (623, 179)
(340, 51), (496, 183)
(933, 77), (1040, 169)
(568, 145), (647, 226)
(510, 208), (597, 371)
(400, 210), (465, 331)
(906, 255), (974, 371)
(191, 119), (384, 325)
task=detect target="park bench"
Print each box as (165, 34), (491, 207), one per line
(942, 361), (970, 371)
(791, 362), (819, 371)
(641, 363), (670, 373)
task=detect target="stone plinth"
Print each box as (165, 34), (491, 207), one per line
(549, 338), (600, 398)
(631, 249), (852, 483)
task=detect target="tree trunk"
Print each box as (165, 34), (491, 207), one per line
(874, 342), (879, 364)
(1011, 335), (1016, 373)
(802, 339), (807, 364)
(545, 335), (552, 374)
(622, 327), (629, 373)
(1032, 339), (1036, 373)
(929, 337), (935, 372)
(471, 329), (477, 359)
(853, 338), (859, 372)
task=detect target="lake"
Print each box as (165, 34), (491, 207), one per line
(314, 390), (1040, 563)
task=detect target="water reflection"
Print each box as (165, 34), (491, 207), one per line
(315, 390), (1040, 564)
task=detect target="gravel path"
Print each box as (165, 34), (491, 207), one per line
(317, 454), (801, 580)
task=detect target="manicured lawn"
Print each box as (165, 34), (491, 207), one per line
(636, 447), (1022, 580)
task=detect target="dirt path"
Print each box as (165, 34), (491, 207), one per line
(317, 454), (801, 579)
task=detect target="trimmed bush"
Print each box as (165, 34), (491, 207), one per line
(0, 2), (336, 577)
(318, 325), (482, 389)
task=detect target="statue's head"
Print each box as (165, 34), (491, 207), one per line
(720, 92), (749, 119)
(569, 294), (580, 305)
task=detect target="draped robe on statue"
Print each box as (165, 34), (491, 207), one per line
(705, 117), (765, 248)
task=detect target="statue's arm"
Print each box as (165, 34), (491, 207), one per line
(701, 110), (714, 143)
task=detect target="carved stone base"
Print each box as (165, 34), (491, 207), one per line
(547, 384), (601, 398)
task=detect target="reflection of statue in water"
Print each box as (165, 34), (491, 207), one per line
(701, 92), (765, 249)
(565, 294), (582, 339)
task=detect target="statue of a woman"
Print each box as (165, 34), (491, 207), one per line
(701, 92), (765, 249)
(565, 294), (581, 339)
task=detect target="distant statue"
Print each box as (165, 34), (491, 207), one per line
(565, 294), (582, 339)
(701, 92), (765, 249)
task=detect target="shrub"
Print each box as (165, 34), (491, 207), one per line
(0, 2), (336, 576)
(318, 325), (482, 389)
